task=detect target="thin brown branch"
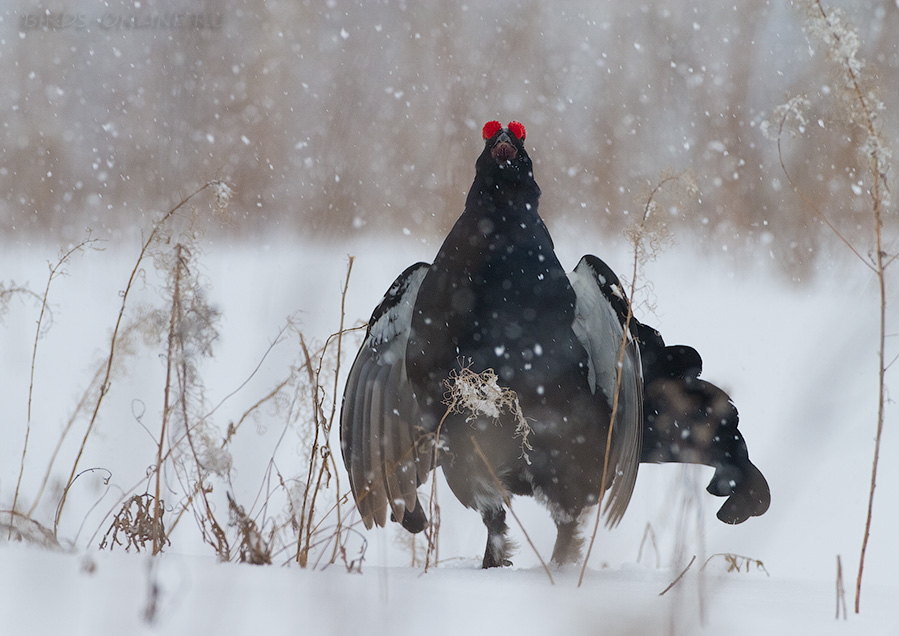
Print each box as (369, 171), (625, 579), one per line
(659, 555), (697, 596)
(579, 176), (680, 587)
(774, 110), (873, 271)
(26, 362), (105, 518)
(424, 406), (451, 573)
(10, 235), (97, 538)
(296, 334), (320, 568)
(153, 243), (184, 555)
(777, 2), (890, 614)
(836, 554), (848, 620)
(325, 256), (353, 564)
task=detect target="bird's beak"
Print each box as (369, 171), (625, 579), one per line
(490, 131), (518, 162)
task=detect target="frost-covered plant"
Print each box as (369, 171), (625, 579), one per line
(153, 240), (225, 557)
(760, 96), (811, 141)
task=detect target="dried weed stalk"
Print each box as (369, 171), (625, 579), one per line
(154, 241), (224, 557)
(637, 522), (661, 568)
(767, 1), (892, 613)
(7, 179), (359, 572)
(836, 554), (848, 620)
(579, 174), (697, 587)
(228, 493), (273, 565)
(295, 257), (354, 568)
(0, 283), (43, 322)
(9, 235), (98, 539)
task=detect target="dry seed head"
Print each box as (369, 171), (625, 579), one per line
(761, 96), (811, 141)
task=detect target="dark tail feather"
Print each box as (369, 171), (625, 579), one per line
(637, 324), (771, 526)
(391, 496), (428, 533)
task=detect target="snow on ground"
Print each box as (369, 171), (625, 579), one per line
(1, 231), (897, 635)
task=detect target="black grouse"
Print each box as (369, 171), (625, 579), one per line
(340, 120), (769, 568)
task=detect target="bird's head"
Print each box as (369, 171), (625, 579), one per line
(477, 120), (536, 189)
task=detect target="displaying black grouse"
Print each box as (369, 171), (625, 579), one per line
(340, 120), (769, 568)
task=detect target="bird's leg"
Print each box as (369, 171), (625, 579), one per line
(550, 519), (584, 565)
(481, 507), (513, 568)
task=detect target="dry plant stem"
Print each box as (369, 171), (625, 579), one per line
(470, 437), (555, 584)
(700, 552), (769, 576)
(325, 256), (353, 563)
(578, 177), (678, 587)
(221, 375), (293, 449)
(154, 243), (183, 554)
(295, 258), (354, 567)
(180, 360), (229, 558)
(858, 238), (887, 614)
(775, 115), (871, 269)
(10, 237), (95, 538)
(152, 327), (321, 540)
(778, 2), (888, 613)
(54, 182), (215, 535)
(207, 323), (292, 425)
(27, 364), (104, 517)
(424, 406), (451, 572)
(296, 335), (319, 567)
(638, 522), (660, 568)
(659, 555), (697, 596)
(836, 554), (848, 620)
(163, 244), (226, 557)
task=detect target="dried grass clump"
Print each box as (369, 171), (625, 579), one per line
(99, 494), (169, 553)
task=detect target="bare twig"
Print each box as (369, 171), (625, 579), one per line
(423, 407), (449, 572)
(579, 176), (683, 587)
(774, 2), (892, 613)
(637, 522), (660, 568)
(659, 555), (697, 596)
(296, 257), (354, 567)
(836, 555), (848, 620)
(154, 243), (184, 554)
(700, 552), (769, 576)
(10, 235), (97, 538)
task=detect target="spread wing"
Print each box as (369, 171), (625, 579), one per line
(567, 255), (643, 527)
(340, 262), (432, 531)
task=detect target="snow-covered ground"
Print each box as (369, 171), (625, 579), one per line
(1, 231), (897, 634)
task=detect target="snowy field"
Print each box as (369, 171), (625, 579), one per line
(1, 231), (897, 635)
